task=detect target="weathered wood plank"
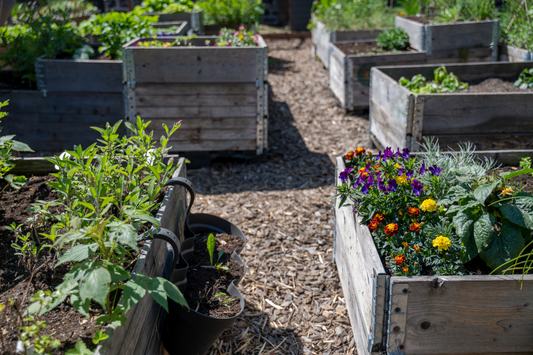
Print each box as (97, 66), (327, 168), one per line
(147, 117), (256, 131)
(329, 44), (346, 108)
(395, 16), (424, 51)
(390, 275), (533, 355)
(136, 94), (257, 107)
(38, 58), (123, 93)
(425, 47), (492, 64)
(153, 127), (256, 141)
(167, 139), (256, 152)
(136, 105), (257, 118)
(429, 20), (497, 51)
(135, 83), (257, 96)
(432, 134), (533, 151)
(504, 44), (533, 62)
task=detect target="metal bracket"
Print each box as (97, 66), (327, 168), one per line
(35, 57), (47, 97)
(411, 96), (425, 152)
(424, 25), (432, 55)
(122, 48), (137, 129)
(191, 12), (200, 33)
(255, 48), (268, 155)
(491, 20), (499, 62)
(368, 272), (389, 352)
(387, 283), (409, 355)
(263, 83), (269, 151)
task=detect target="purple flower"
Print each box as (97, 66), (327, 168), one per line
(395, 148), (401, 159)
(388, 179), (398, 192)
(406, 169), (414, 180)
(420, 162), (425, 175)
(411, 179), (424, 196)
(429, 165), (443, 177)
(339, 168), (352, 183)
(379, 182), (389, 195)
(361, 184), (369, 194)
(383, 147), (394, 160)
(398, 168), (404, 176)
(377, 150), (382, 160)
(402, 148), (410, 159)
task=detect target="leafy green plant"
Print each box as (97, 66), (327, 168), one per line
(214, 292), (235, 308)
(309, 0), (395, 32)
(399, 66), (469, 93)
(79, 10), (158, 59)
(499, 0), (533, 52)
(138, 0), (197, 13)
(198, 0), (263, 26)
(215, 27), (259, 47)
(398, 0), (496, 22)
(376, 28), (410, 51)
(514, 68), (533, 89)
(206, 233), (229, 271)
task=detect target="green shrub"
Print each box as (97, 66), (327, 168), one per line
(197, 0), (264, 26)
(398, 0), (496, 22)
(499, 0), (533, 52)
(138, 0), (197, 13)
(399, 66), (469, 93)
(376, 28), (410, 51)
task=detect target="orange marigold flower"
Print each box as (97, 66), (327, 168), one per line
(394, 255), (406, 265)
(384, 223), (398, 237)
(372, 164), (381, 170)
(367, 151), (373, 157)
(413, 245), (421, 252)
(355, 147), (366, 156)
(346, 151), (354, 160)
(373, 212), (385, 222)
(369, 219), (379, 231)
(407, 207), (420, 216)
(410, 223), (421, 232)
(398, 211), (403, 217)
(402, 266), (409, 273)
(402, 242), (408, 247)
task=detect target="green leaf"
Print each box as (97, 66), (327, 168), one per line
(453, 211), (478, 262)
(161, 277), (188, 310)
(79, 267), (111, 309)
(65, 341), (94, 355)
(207, 233), (215, 266)
(5, 174), (27, 190)
(92, 329), (109, 345)
(10, 140), (34, 153)
(500, 168), (533, 180)
(500, 204), (533, 229)
(473, 213), (495, 253)
(56, 243), (99, 267)
(146, 277), (168, 312)
(107, 263), (131, 283)
(108, 221), (138, 250)
(473, 181), (499, 205)
(70, 293), (91, 318)
(122, 278), (146, 313)
(439, 184), (471, 205)
(480, 223), (525, 272)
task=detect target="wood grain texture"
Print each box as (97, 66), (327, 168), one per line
(505, 44), (533, 62)
(429, 20), (497, 51)
(165, 139), (256, 152)
(135, 105), (257, 118)
(329, 43), (346, 108)
(102, 158), (187, 355)
(390, 275), (533, 355)
(135, 83), (257, 96)
(335, 157), (387, 355)
(136, 94), (257, 107)
(395, 16), (425, 51)
(38, 58), (123, 93)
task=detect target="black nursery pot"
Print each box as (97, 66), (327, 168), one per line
(162, 213), (248, 355)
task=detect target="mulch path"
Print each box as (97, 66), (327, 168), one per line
(187, 38), (368, 355)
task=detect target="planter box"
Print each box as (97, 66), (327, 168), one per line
(334, 156), (533, 355)
(369, 62), (533, 152)
(311, 20), (381, 68)
(329, 41), (426, 110)
(122, 36), (269, 155)
(499, 43), (533, 62)
(395, 16), (498, 62)
(145, 10), (203, 34)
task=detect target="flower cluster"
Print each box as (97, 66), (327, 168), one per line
(215, 27), (260, 47)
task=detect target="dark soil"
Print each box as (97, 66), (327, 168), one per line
(336, 41), (412, 56)
(461, 77), (533, 93)
(497, 166), (533, 192)
(184, 233), (245, 318)
(0, 70), (35, 91)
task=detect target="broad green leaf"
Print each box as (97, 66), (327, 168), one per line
(107, 263), (131, 283)
(146, 276), (168, 312)
(473, 213), (495, 252)
(65, 341), (94, 355)
(5, 174), (27, 190)
(500, 204), (533, 229)
(453, 211), (478, 262)
(122, 278), (146, 313)
(439, 184), (471, 205)
(480, 224), (525, 271)
(76, 202), (96, 212)
(92, 329), (109, 345)
(207, 233), (215, 266)
(11, 140), (34, 152)
(56, 243), (99, 267)
(79, 267), (111, 309)
(500, 168), (533, 180)
(473, 181), (499, 205)
(70, 293), (91, 318)
(108, 221), (138, 250)
(161, 277), (188, 310)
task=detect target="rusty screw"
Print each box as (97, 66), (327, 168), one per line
(395, 307), (401, 313)
(402, 288), (408, 294)
(399, 345), (405, 350)
(393, 326), (400, 332)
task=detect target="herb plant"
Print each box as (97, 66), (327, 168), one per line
(376, 28), (410, 51)
(309, 0), (395, 32)
(214, 292), (235, 308)
(514, 68), (533, 89)
(216, 27), (259, 47)
(206, 233), (229, 271)
(197, 0), (264, 26)
(399, 66), (469, 93)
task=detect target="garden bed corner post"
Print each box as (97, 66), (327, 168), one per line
(256, 43), (269, 155)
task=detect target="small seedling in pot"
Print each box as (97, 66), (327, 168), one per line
(214, 292), (235, 308)
(203, 233), (229, 271)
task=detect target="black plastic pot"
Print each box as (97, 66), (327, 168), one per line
(160, 178), (248, 355)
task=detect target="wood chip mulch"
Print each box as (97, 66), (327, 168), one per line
(186, 38), (368, 355)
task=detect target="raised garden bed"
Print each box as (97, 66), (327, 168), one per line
(499, 43), (532, 62)
(122, 36), (269, 155)
(334, 156), (533, 355)
(395, 16), (498, 63)
(144, 10), (203, 34)
(369, 62), (533, 154)
(329, 41), (426, 111)
(311, 19), (381, 69)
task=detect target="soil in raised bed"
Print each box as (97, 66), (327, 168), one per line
(336, 41), (413, 56)
(0, 70), (36, 90)
(184, 233), (245, 318)
(461, 77), (533, 93)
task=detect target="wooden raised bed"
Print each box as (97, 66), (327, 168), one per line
(329, 41), (426, 110)
(95, 157), (188, 355)
(334, 156), (533, 355)
(311, 19), (381, 68)
(122, 36), (269, 155)
(395, 16), (498, 63)
(499, 43), (532, 62)
(145, 10), (203, 34)
(369, 62), (533, 152)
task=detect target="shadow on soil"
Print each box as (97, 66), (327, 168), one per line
(185, 86), (334, 195)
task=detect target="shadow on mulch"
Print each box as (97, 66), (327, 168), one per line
(186, 86), (334, 195)
(268, 56), (295, 75)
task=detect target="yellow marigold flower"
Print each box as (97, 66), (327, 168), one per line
(400, 11), (405, 16)
(239, 35), (244, 40)
(433, 236), (452, 251)
(502, 187), (515, 196)
(421, 199), (437, 212)
(396, 174), (408, 185)
(402, 242), (408, 247)
(394, 163), (401, 169)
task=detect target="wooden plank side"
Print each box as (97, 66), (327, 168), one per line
(136, 105), (257, 118)
(335, 157), (387, 354)
(147, 117), (257, 131)
(391, 275), (533, 355)
(136, 94), (257, 107)
(133, 47), (258, 83)
(369, 68), (412, 149)
(429, 20), (496, 51)
(395, 16), (425, 51)
(40, 59), (123, 93)
(335, 29), (382, 42)
(314, 21), (331, 67)
(135, 83), (257, 96)
(431, 133), (533, 151)
(167, 139), (256, 152)
(329, 44), (346, 108)
(425, 47), (492, 64)
(506, 44), (532, 62)
(422, 93), (533, 135)
(153, 127), (256, 141)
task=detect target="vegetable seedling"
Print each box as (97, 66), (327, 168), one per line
(205, 233), (229, 271)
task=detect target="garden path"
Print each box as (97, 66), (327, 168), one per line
(187, 38), (368, 355)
